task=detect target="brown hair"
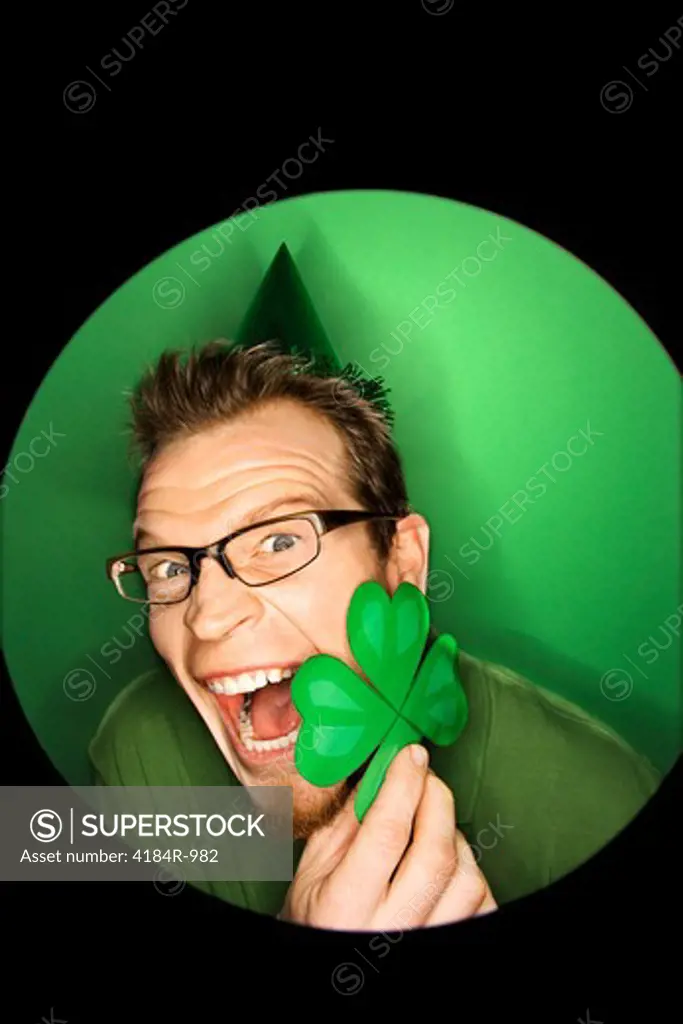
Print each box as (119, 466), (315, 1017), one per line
(126, 339), (411, 559)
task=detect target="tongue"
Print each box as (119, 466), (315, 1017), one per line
(250, 679), (301, 740)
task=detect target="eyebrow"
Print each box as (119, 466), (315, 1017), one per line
(132, 492), (324, 550)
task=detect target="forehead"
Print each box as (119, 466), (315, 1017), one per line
(134, 399), (354, 544)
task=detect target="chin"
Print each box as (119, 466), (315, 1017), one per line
(237, 755), (351, 839)
(289, 775), (352, 839)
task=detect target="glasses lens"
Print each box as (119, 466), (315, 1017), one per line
(115, 552), (192, 603)
(227, 518), (319, 583)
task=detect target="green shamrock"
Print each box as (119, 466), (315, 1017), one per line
(291, 580), (469, 822)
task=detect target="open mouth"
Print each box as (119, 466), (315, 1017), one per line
(198, 664), (304, 761)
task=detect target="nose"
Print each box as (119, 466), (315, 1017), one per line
(182, 555), (264, 642)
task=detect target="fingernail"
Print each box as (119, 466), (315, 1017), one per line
(410, 744), (428, 767)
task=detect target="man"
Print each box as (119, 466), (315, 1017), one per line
(90, 339), (660, 929)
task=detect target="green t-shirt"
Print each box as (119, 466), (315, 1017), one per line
(87, 650), (660, 917)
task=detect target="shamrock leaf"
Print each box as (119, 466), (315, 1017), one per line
(346, 579), (430, 711)
(291, 654), (394, 788)
(291, 580), (468, 822)
(400, 632), (469, 747)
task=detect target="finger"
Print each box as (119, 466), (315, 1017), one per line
(332, 744), (430, 920)
(380, 771), (458, 928)
(425, 829), (497, 927)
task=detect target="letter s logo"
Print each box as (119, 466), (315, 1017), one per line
(30, 809), (63, 842)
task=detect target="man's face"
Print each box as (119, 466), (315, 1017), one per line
(133, 399), (405, 837)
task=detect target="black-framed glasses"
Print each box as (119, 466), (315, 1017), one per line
(106, 510), (401, 605)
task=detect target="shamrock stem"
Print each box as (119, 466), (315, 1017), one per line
(354, 715), (422, 822)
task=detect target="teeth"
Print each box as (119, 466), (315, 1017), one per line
(242, 728), (300, 753)
(205, 665), (301, 752)
(206, 665), (297, 695)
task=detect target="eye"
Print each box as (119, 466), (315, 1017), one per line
(260, 532), (298, 554)
(147, 559), (189, 580)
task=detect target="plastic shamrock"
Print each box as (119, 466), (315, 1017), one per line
(291, 580), (469, 822)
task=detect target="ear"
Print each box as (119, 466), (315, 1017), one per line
(384, 513), (430, 595)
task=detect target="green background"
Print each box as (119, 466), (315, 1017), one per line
(1, 190), (680, 785)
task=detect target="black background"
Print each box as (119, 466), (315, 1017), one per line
(3, 3), (682, 1021)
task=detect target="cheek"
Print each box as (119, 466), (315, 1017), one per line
(148, 606), (184, 661)
(275, 540), (382, 659)
(268, 571), (347, 653)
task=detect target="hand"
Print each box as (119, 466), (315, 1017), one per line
(278, 744), (497, 930)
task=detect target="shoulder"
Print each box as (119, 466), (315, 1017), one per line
(465, 650), (660, 794)
(451, 650), (661, 890)
(89, 667), (182, 755)
(88, 666), (234, 787)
